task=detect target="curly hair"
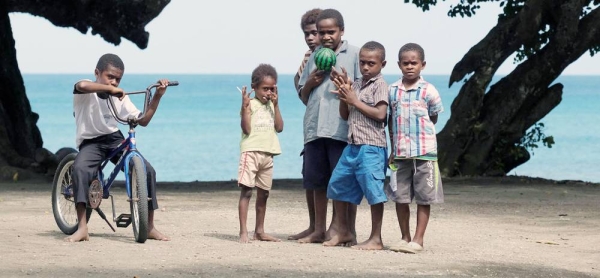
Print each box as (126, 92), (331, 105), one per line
(362, 41), (386, 61)
(316, 8), (344, 31)
(251, 64), (278, 86)
(398, 43), (425, 62)
(96, 53), (124, 72)
(301, 8), (322, 29)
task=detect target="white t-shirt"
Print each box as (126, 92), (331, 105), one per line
(73, 79), (141, 147)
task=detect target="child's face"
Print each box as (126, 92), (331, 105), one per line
(359, 49), (386, 81)
(398, 50), (426, 82)
(317, 18), (343, 51)
(252, 76), (277, 104)
(94, 64), (123, 87)
(303, 24), (319, 51)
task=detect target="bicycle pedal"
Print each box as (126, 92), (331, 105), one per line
(115, 213), (132, 228)
(88, 179), (103, 209)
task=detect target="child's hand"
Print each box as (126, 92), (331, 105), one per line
(306, 68), (325, 88)
(240, 85), (253, 109)
(109, 87), (125, 100)
(330, 76), (355, 105)
(330, 66), (351, 85)
(155, 79), (169, 97)
(270, 85), (279, 106)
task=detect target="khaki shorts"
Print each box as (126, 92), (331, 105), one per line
(238, 151), (274, 191)
(386, 159), (444, 205)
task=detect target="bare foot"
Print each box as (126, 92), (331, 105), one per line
(239, 232), (250, 243)
(323, 233), (354, 247)
(64, 227), (89, 242)
(148, 228), (170, 241)
(287, 228), (314, 240)
(254, 233), (281, 242)
(351, 238), (383, 250)
(324, 227), (334, 241)
(297, 231), (325, 243)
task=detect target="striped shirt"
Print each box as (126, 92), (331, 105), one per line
(294, 50), (313, 92)
(297, 50), (312, 77)
(388, 77), (444, 159)
(346, 73), (388, 147)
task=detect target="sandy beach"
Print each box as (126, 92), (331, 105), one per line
(0, 176), (598, 277)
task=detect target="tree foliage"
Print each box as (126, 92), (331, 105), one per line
(405, 0), (600, 176)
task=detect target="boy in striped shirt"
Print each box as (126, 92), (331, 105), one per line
(387, 43), (444, 254)
(324, 41), (389, 250)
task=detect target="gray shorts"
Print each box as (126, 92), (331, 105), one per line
(386, 159), (444, 205)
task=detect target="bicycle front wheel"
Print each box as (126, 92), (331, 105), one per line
(51, 153), (92, 235)
(129, 156), (148, 243)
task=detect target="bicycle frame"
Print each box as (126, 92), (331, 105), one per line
(97, 127), (146, 201)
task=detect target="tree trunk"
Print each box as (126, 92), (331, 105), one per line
(0, 0), (43, 180)
(438, 0), (600, 177)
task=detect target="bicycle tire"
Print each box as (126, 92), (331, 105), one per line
(51, 153), (92, 235)
(129, 156), (149, 243)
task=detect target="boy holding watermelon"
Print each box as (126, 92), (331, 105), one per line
(296, 8), (361, 244)
(324, 41), (389, 250)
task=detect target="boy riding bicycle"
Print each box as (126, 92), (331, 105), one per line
(67, 53), (170, 242)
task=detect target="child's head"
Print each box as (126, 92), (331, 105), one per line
(94, 53), (124, 86)
(397, 43), (426, 82)
(251, 64), (278, 104)
(301, 8), (322, 51)
(316, 9), (344, 51)
(359, 41), (386, 81)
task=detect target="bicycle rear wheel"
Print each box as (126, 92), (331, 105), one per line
(129, 156), (148, 243)
(51, 153), (92, 235)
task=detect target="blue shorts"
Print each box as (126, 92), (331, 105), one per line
(303, 138), (347, 190)
(327, 145), (387, 205)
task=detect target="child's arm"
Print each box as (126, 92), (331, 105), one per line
(271, 86), (284, 133)
(332, 76), (387, 122)
(75, 80), (124, 97)
(388, 114), (394, 166)
(137, 79), (169, 127)
(240, 86), (252, 135)
(430, 115), (438, 124)
(299, 69), (325, 105)
(331, 76), (350, 120)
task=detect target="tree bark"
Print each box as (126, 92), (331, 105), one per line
(438, 0), (600, 177)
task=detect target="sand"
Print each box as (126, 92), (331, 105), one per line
(0, 176), (598, 277)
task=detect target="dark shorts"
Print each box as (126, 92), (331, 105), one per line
(302, 138), (347, 190)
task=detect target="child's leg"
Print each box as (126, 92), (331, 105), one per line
(298, 189), (328, 243)
(395, 203), (412, 242)
(64, 203), (89, 242)
(238, 185), (253, 243)
(323, 200), (354, 246)
(353, 203), (384, 250)
(288, 189), (315, 240)
(254, 187), (280, 242)
(143, 160), (169, 241)
(412, 204), (430, 247)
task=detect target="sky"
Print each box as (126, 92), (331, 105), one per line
(8, 0), (599, 76)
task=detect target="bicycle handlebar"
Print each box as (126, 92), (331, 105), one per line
(107, 81), (179, 125)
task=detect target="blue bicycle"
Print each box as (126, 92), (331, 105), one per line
(51, 81), (179, 243)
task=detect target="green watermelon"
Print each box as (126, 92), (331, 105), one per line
(314, 48), (336, 71)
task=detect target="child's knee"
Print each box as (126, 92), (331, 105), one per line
(240, 186), (253, 198)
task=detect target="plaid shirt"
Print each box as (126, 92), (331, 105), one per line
(388, 77), (443, 159)
(346, 73), (388, 147)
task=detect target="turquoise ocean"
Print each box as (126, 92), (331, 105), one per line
(24, 74), (600, 183)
